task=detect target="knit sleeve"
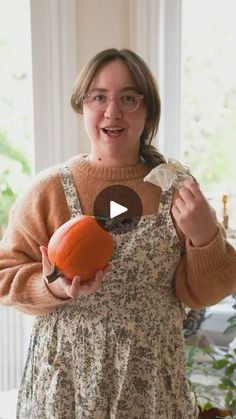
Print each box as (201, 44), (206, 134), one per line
(174, 225), (236, 308)
(0, 168), (71, 315)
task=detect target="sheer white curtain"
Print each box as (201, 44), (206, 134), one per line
(30, 0), (79, 173)
(0, 2), (78, 402)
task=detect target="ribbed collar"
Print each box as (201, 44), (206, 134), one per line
(69, 154), (151, 181)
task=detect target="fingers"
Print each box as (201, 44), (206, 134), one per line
(45, 262), (111, 300)
(40, 246), (53, 277)
(79, 270), (104, 295)
(171, 204), (181, 218)
(103, 264), (110, 275)
(62, 265), (110, 299)
(179, 180), (202, 200)
(178, 185), (195, 205)
(65, 276), (81, 299)
(173, 180), (204, 213)
(40, 246), (49, 262)
(172, 180), (218, 246)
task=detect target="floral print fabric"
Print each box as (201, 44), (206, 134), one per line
(17, 164), (195, 418)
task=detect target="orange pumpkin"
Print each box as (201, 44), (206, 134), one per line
(198, 407), (233, 418)
(46, 215), (113, 282)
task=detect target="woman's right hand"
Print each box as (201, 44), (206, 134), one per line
(40, 246), (108, 299)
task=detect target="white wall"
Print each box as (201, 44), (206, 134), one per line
(30, 0), (79, 172)
(76, 0), (130, 66)
(74, 0), (133, 153)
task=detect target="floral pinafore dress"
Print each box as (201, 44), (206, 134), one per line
(17, 163), (195, 419)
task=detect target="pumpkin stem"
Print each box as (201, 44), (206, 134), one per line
(46, 267), (62, 283)
(94, 216), (109, 231)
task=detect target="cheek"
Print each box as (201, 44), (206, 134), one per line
(83, 110), (101, 134)
(129, 112), (146, 136)
(137, 119), (146, 135)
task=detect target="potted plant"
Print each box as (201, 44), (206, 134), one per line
(186, 295), (236, 418)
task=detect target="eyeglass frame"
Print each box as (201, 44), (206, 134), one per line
(82, 89), (144, 113)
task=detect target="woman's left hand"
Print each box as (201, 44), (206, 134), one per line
(171, 180), (218, 247)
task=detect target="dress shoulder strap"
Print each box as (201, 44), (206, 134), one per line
(158, 188), (175, 216)
(58, 162), (82, 218)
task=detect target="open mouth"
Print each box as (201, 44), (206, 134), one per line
(102, 127), (124, 137)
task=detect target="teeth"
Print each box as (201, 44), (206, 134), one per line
(105, 127), (122, 131)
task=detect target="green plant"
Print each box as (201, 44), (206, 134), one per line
(0, 130), (31, 236)
(187, 294), (236, 417)
(211, 294), (236, 414)
(186, 344), (224, 411)
(0, 170), (16, 231)
(224, 294), (236, 336)
(0, 131), (31, 174)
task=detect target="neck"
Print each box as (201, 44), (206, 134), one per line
(88, 151), (141, 168)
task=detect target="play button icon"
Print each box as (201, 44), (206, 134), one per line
(93, 185), (143, 234)
(110, 201), (128, 218)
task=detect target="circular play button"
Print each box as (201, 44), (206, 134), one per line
(93, 185), (143, 234)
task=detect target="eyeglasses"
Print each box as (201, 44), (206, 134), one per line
(83, 90), (144, 113)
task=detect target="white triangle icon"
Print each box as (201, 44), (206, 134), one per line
(110, 201), (128, 218)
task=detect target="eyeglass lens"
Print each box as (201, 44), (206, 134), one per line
(84, 91), (143, 112)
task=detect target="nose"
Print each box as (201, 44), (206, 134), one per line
(104, 98), (122, 119)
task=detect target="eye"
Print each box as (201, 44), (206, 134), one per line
(120, 93), (138, 104)
(90, 93), (107, 103)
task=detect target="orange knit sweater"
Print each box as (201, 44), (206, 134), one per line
(0, 154), (236, 315)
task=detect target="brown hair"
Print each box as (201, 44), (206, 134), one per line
(71, 48), (165, 167)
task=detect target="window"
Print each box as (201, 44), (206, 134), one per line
(155, 0), (236, 347)
(0, 3), (78, 415)
(181, 0), (236, 231)
(0, 0), (33, 404)
(0, 0), (33, 231)
(180, 0), (236, 346)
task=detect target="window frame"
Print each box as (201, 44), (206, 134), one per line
(160, 0), (235, 346)
(157, 0), (182, 159)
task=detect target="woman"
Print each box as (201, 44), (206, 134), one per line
(0, 48), (236, 418)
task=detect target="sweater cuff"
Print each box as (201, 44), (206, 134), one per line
(186, 228), (228, 274)
(18, 272), (71, 315)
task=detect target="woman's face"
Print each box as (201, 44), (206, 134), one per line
(82, 59), (147, 163)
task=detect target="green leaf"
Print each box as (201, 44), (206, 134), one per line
(225, 390), (234, 407)
(219, 377), (235, 388)
(226, 314), (236, 324)
(213, 358), (229, 369)
(0, 131), (31, 174)
(225, 362), (236, 376)
(202, 401), (214, 411)
(224, 323), (236, 335)
(232, 399), (236, 415)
